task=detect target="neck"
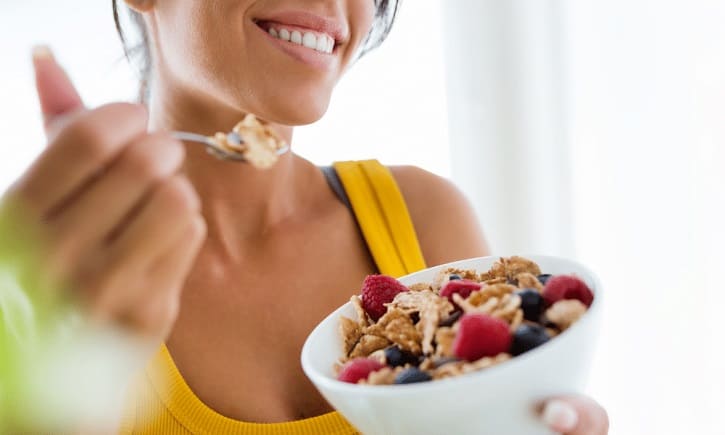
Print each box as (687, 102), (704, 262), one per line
(146, 82), (313, 261)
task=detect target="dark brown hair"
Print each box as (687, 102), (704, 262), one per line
(112, 0), (401, 102)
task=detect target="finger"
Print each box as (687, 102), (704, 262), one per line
(15, 103), (148, 217)
(128, 215), (207, 337)
(32, 45), (84, 133)
(45, 133), (185, 272)
(540, 396), (609, 435)
(109, 175), (202, 266)
(146, 216), (207, 295)
(92, 175), (201, 313)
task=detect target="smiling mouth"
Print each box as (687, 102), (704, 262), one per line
(255, 20), (337, 55)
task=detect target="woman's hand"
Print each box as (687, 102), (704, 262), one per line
(3, 47), (206, 340)
(540, 395), (609, 434)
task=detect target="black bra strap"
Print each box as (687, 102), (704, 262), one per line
(321, 165), (353, 212)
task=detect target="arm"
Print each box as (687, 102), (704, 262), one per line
(389, 165), (491, 266)
(391, 165), (609, 435)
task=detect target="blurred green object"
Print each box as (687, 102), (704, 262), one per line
(0, 268), (29, 428)
(0, 196), (67, 429)
(0, 197), (147, 431)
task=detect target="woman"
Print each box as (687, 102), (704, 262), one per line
(7, 0), (608, 433)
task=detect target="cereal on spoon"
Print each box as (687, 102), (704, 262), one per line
(209, 114), (288, 169)
(335, 256), (595, 385)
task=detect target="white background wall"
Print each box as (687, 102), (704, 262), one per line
(566, 2), (725, 433)
(1, 1), (724, 434)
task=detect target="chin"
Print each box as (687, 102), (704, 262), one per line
(279, 104), (329, 126)
(247, 90), (332, 126)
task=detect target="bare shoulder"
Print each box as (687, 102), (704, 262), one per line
(388, 165), (491, 267)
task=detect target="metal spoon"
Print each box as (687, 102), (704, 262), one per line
(171, 131), (290, 162)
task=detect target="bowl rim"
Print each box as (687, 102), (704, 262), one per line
(301, 254), (602, 395)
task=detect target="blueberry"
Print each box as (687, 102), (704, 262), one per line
(510, 324), (550, 356)
(394, 367), (432, 384)
(537, 274), (552, 285)
(384, 346), (420, 367)
(515, 288), (544, 321)
(449, 274), (462, 281)
(438, 310), (463, 327)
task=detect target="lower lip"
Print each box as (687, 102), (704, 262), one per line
(254, 23), (336, 71)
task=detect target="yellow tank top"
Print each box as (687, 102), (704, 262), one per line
(119, 160), (427, 434)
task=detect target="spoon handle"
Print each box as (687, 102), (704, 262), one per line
(171, 131), (215, 146)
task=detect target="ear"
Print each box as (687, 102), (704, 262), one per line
(123, 0), (155, 13)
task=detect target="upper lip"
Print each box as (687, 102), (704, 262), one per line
(254, 11), (349, 44)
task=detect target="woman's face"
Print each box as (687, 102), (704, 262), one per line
(147, 0), (376, 125)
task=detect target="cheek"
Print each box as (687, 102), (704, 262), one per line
(156, 1), (247, 97)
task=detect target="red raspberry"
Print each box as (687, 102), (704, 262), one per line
(360, 275), (409, 321)
(337, 358), (385, 384)
(440, 279), (482, 304)
(453, 313), (512, 361)
(542, 275), (594, 307)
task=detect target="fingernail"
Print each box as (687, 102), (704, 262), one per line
(32, 45), (54, 60)
(541, 399), (578, 432)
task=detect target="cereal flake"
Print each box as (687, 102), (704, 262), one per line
(545, 299), (587, 330)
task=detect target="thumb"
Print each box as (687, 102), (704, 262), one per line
(32, 45), (84, 136)
(540, 397), (609, 435)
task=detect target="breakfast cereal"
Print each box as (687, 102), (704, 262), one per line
(335, 256), (594, 385)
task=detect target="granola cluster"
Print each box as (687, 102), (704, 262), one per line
(335, 256), (593, 385)
(209, 114), (287, 169)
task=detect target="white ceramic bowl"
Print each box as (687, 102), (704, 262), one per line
(301, 255), (602, 435)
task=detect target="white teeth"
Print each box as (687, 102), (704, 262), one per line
(290, 31), (302, 44)
(268, 26), (334, 54)
(316, 35), (327, 52)
(302, 32), (317, 49)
